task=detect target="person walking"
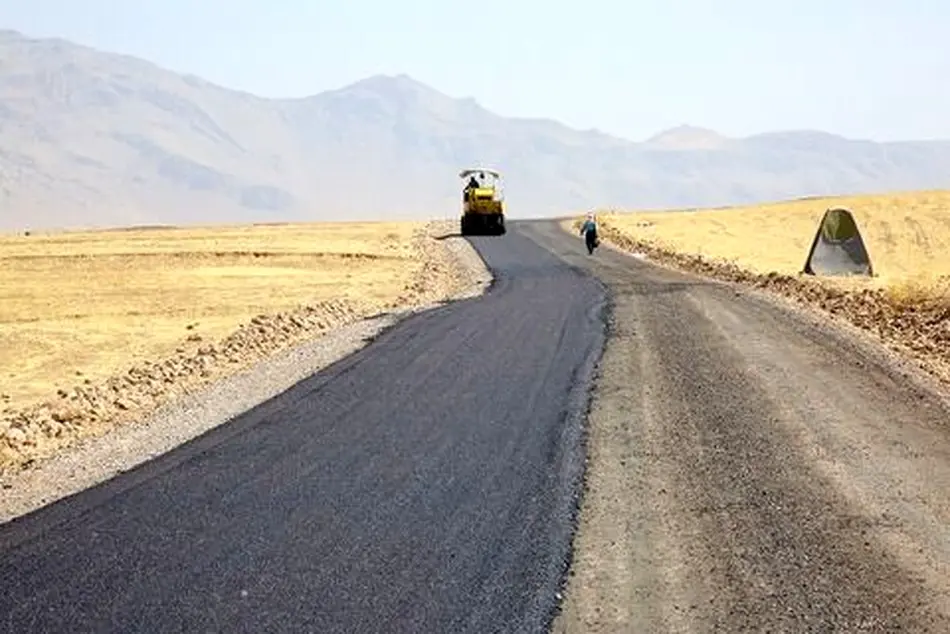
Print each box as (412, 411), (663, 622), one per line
(579, 212), (599, 254)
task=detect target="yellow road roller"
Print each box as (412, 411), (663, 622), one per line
(459, 167), (506, 236)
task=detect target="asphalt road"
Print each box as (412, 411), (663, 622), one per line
(5, 219), (950, 633)
(0, 224), (607, 633)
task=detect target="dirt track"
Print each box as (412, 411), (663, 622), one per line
(527, 221), (950, 633)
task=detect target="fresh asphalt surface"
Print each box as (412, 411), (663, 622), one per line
(0, 222), (607, 633)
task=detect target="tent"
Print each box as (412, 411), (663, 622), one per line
(802, 207), (873, 276)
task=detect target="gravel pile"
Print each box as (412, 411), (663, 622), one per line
(0, 222), (491, 523)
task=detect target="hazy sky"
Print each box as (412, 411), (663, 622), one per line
(2, 0), (948, 141)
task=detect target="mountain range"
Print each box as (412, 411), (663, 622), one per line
(3, 28), (950, 231)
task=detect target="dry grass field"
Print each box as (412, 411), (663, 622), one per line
(0, 221), (426, 411)
(599, 190), (950, 295)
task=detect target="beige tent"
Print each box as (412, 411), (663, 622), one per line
(802, 207), (873, 276)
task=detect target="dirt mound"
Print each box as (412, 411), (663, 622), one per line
(0, 222), (486, 474)
(595, 221), (950, 388)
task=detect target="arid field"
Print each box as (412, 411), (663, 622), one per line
(0, 221), (434, 412)
(595, 190), (950, 303)
(602, 190), (950, 280)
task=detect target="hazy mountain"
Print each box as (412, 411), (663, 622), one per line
(3, 29), (950, 231)
(645, 125), (730, 150)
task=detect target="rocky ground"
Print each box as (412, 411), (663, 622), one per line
(592, 219), (950, 391)
(0, 221), (491, 520)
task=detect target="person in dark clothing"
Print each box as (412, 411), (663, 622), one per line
(579, 212), (599, 254)
(463, 174), (479, 201)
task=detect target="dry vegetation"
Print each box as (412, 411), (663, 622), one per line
(578, 189), (950, 386)
(603, 191), (950, 282)
(0, 220), (477, 472)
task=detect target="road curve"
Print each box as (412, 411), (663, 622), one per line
(523, 221), (950, 633)
(0, 226), (607, 633)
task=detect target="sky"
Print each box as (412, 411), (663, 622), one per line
(2, 0), (949, 142)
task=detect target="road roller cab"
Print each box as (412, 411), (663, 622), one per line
(460, 167), (506, 236)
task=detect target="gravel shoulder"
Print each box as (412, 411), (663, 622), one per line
(0, 221), (491, 524)
(523, 221), (950, 633)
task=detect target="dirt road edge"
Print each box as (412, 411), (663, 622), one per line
(551, 217), (950, 632)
